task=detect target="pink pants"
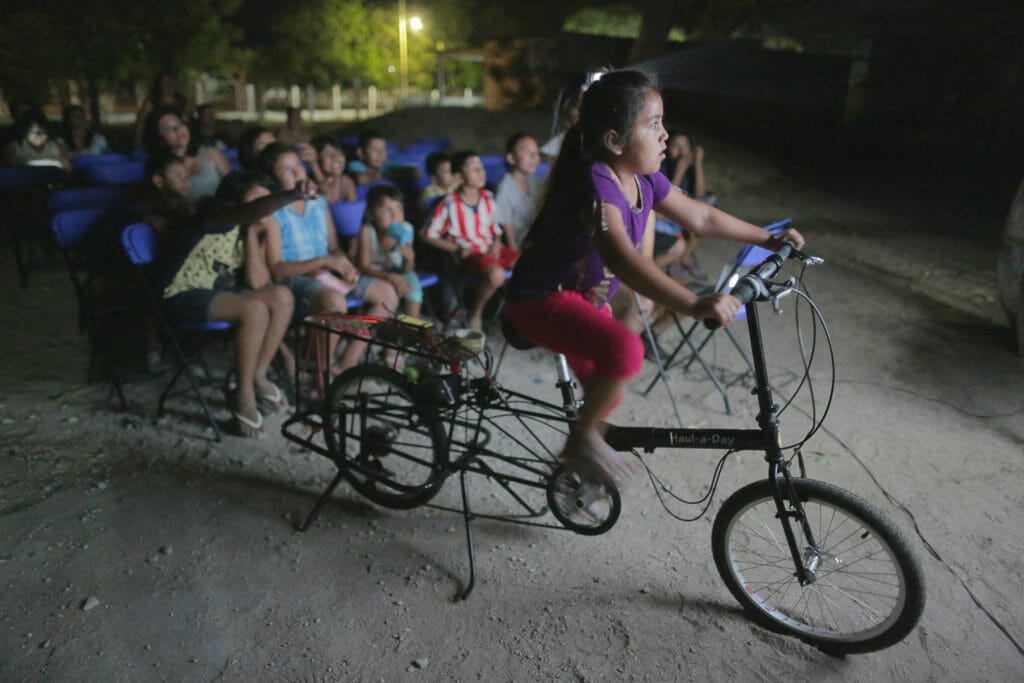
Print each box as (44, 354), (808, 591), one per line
(505, 290), (643, 385)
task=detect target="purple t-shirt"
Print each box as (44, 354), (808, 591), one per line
(508, 164), (672, 306)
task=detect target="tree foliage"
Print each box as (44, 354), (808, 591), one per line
(0, 0), (246, 108)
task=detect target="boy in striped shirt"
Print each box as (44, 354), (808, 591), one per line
(422, 150), (520, 331)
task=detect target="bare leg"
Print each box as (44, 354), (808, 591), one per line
(208, 292), (272, 434)
(335, 277), (400, 369)
(404, 300), (422, 318)
(247, 284), (293, 397)
(468, 265), (505, 332)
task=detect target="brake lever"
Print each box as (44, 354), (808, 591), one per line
(769, 277), (798, 315)
(791, 247), (824, 266)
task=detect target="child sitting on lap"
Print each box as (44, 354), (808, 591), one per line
(355, 184), (423, 318)
(422, 150), (519, 332)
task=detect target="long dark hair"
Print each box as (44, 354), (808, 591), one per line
(531, 70), (657, 237)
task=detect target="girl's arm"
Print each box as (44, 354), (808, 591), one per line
(654, 187), (804, 249)
(670, 155), (688, 187)
(244, 220), (273, 289)
(340, 175), (357, 202)
(209, 147), (231, 176)
(594, 203), (739, 325)
(692, 146), (707, 198)
(201, 187), (302, 227)
(263, 216), (326, 280)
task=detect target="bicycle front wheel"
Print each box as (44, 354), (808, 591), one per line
(323, 365), (448, 509)
(711, 478), (924, 654)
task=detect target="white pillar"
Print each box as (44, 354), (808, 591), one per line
(305, 84), (316, 117)
(331, 84), (342, 112)
(290, 85), (301, 107)
(368, 85), (378, 115)
(245, 84), (256, 117)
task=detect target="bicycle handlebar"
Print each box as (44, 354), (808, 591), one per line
(703, 242), (796, 330)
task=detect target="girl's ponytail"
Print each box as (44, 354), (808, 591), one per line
(528, 70), (657, 241)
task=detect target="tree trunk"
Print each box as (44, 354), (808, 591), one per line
(628, 2), (681, 65)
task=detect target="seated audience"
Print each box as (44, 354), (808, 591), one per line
(355, 184), (422, 318)
(259, 143), (398, 374)
(61, 105), (110, 156)
(422, 150), (519, 332)
(156, 171), (298, 436)
(654, 133), (715, 283)
(419, 150), (455, 210)
(139, 150), (194, 237)
(237, 127), (277, 171)
(192, 104), (230, 150)
(494, 132), (543, 248)
(277, 106), (311, 146)
(540, 94), (580, 162)
(311, 135), (357, 203)
(3, 109), (71, 170)
(148, 110), (231, 208)
(347, 129), (396, 187)
(134, 72), (189, 150)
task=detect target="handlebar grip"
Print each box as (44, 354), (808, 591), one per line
(700, 242), (795, 330)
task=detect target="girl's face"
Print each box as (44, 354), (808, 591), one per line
(319, 144), (346, 177)
(433, 161), (453, 188)
(158, 113), (190, 153)
(273, 150), (307, 191)
(619, 89), (667, 176)
(668, 134), (691, 160)
(25, 124), (48, 148)
(156, 161), (190, 198)
(457, 155), (486, 190)
(506, 136), (540, 175)
(368, 196), (404, 229)
(362, 138), (388, 171)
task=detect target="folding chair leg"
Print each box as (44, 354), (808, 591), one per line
(722, 327), (755, 388)
(160, 350), (223, 441)
(634, 293), (683, 425)
(679, 332), (732, 415)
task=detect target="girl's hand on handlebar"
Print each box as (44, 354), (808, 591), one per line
(765, 227), (805, 251)
(693, 293), (741, 326)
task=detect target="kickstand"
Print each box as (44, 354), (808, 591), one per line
(299, 468), (346, 532)
(455, 469), (477, 601)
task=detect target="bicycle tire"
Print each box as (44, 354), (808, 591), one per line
(546, 467), (621, 536)
(711, 478), (924, 654)
(323, 365), (448, 509)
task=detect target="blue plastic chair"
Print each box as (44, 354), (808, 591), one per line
(87, 160), (145, 186)
(478, 154), (507, 190)
(222, 147), (241, 170)
(49, 186), (132, 213)
(642, 219), (794, 414)
(121, 222), (233, 440)
(1, 165), (68, 287)
(53, 207), (141, 408)
(71, 153), (128, 173)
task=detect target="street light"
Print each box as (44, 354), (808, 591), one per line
(398, 0), (422, 100)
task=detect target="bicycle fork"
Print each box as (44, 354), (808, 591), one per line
(746, 303), (821, 586)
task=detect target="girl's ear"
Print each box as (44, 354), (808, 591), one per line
(505, 151), (516, 167)
(151, 175), (165, 190)
(602, 130), (623, 156)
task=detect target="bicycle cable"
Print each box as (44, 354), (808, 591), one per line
(635, 448), (736, 522)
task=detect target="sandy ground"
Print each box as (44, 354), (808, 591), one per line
(2, 119), (1023, 681)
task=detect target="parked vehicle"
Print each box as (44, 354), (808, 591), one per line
(997, 178), (1024, 354)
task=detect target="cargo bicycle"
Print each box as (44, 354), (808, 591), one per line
(281, 242), (925, 655)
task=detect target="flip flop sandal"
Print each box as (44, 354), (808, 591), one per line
(257, 383), (289, 411)
(232, 409), (264, 438)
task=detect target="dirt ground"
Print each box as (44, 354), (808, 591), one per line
(2, 112), (1023, 681)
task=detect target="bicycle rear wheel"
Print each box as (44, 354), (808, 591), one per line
(323, 365), (448, 509)
(711, 478), (924, 654)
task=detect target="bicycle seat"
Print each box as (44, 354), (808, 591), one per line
(501, 317), (537, 350)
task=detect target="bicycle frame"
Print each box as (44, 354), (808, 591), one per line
(600, 301), (819, 585)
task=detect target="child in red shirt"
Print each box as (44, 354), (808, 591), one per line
(422, 150), (519, 331)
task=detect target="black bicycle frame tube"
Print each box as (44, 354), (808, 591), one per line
(746, 302), (817, 584)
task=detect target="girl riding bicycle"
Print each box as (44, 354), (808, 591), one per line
(505, 69), (804, 482)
